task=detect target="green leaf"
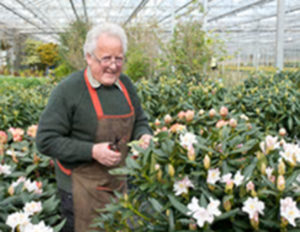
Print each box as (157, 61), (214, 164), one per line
(168, 209), (175, 231)
(243, 158), (257, 179)
(148, 197), (163, 213)
(215, 208), (240, 221)
(42, 195), (59, 214)
(167, 194), (188, 215)
(53, 219), (66, 232)
(25, 164), (37, 175)
(286, 169), (300, 188)
(109, 167), (133, 175)
(125, 156), (141, 170)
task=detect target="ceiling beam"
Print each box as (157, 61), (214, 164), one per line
(208, 0), (275, 22)
(0, 2), (52, 35)
(82, 0), (89, 22)
(124, 0), (150, 25)
(69, 0), (80, 21)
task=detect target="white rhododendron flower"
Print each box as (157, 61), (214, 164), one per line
(173, 176), (194, 196)
(207, 198), (221, 217)
(187, 197), (202, 215)
(280, 143), (300, 165)
(265, 167), (274, 178)
(187, 197), (210, 227)
(242, 197), (265, 219)
(246, 181), (255, 192)
(6, 211), (30, 230)
(187, 197), (221, 228)
(260, 135), (280, 154)
(240, 114), (249, 121)
(0, 164), (12, 176)
(233, 170), (244, 186)
(179, 132), (197, 149)
(207, 168), (221, 185)
(24, 179), (43, 194)
(23, 221), (54, 232)
(280, 197), (300, 227)
(23, 201), (42, 215)
(221, 173), (232, 183)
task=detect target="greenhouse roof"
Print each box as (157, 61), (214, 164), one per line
(0, 0), (300, 65)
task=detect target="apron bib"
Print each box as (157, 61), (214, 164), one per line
(62, 69), (135, 232)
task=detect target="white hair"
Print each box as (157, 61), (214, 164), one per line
(83, 22), (127, 57)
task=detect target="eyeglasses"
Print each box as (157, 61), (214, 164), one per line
(91, 52), (124, 66)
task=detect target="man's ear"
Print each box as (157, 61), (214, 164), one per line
(86, 53), (93, 66)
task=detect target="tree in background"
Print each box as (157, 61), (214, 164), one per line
(58, 20), (91, 71)
(37, 43), (59, 69)
(124, 24), (161, 81)
(163, 20), (227, 77)
(21, 39), (43, 69)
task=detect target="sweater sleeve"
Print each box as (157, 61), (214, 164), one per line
(121, 75), (152, 140)
(36, 79), (94, 163)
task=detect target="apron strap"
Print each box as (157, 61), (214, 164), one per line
(84, 69), (103, 120)
(56, 159), (72, 176)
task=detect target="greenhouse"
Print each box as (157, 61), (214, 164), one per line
(0, 0), (300, 231)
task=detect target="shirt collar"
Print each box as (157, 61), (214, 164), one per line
(87, 67), (122, 90)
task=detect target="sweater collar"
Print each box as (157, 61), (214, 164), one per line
(86, 67), (121, 90)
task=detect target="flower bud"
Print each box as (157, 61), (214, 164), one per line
(278, 160), (286, 175)
(223, 200), (232, 212)
(219, 106), (228, 118)
(33, 153), (40, 165)
(157, 169), (162, 182)
(0, 131), (8, 144)
(166, 209), (170, 217)
(8, 185), (14, 196)
(277, 175), (285, 191)
(124, 193), (128, 201)
(203, 155), (210, 170)
(168, 164), (175, 177)
(177, 111), (186, 120)
(209, 109), (216, 118)
(198, 109), (205, 116)
(279, 128), (286, 137)
(155, 164), (160, 170)
(225, 180), (234, 193)
(229, 118), (237, 128)
(185, 110), (195, 122)
(187, 146), (196, 161)
(189, 223), (197, 230)
(256, 151), (264, 160)
(164, 114), (172, 124)
(260, 163), (266, 175)
(154, 119), (161, 126)
(250, 212), (259, 230)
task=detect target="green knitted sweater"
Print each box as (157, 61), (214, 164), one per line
(36, 70), (152, 192)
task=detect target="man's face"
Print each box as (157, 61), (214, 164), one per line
(86, 34), (124, 86)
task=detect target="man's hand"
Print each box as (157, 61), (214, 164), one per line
(92, 142), (122, 167)
(139, 134), (152, 149)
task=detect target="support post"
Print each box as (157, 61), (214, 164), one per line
(275, 0), (285, 71)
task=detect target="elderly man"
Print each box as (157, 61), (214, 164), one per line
(36, 23), (152, 232)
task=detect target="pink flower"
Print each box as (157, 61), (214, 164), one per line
(216, 120), (228, 128)
(164, 114), (172, 124)
(209, 109), (216, 118)
(177, 111), (186, 120)
(0, 131), (8, 144)
(8, 128), (24, 142)
(27, 125), (38, 138)
(219, 106), (228, 117)
(185, 110), (195, 122)
(229, 118), (237, 128)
